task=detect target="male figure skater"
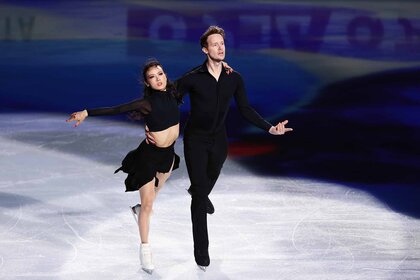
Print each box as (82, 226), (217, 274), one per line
(148, 26), (292, 270)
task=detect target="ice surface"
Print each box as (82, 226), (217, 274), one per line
(0, 113), (419, 279)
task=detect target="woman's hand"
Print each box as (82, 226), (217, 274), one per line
(66, 110), (88, 127)
(222, 61), (233, 74)
(269, 120), (293, 135)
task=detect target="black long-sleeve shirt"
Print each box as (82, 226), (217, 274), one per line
(86, 89), (179, 132)
(176, 61), (272, 136)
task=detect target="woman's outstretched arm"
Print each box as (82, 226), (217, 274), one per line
(66, 98), (151, 127)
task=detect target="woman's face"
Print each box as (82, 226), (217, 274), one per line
(145, 65), (167, 91)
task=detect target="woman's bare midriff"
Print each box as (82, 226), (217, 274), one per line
(150, 123), (180, 148)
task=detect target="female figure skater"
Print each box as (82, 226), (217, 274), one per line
(66, 59), (180, 274)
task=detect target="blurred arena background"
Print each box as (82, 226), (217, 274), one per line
(1, 0), (419, 216)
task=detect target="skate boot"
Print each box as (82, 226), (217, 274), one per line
(206, 197), (215, 215)
(140, 243), (154, 274)
(198, 265), (207, 271)
(130, 204), (141, 225)
(194, 248), (210, 271)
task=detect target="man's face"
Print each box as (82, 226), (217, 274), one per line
(203, 34), (225, 62)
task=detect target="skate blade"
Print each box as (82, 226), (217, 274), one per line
(142, 267), (153, 274)
(197, 265), (207, 272)
(130, 206), (139, 225)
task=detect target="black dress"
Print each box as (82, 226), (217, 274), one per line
(87, 89), (180, 192)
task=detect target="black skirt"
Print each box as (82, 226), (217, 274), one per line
(114, 139), (180, 192)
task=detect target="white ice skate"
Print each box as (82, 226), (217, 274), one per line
(130, 203), (141, 225)
(140, 243), (154, 274)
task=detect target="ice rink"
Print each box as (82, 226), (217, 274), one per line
(1, 113), (419, 280)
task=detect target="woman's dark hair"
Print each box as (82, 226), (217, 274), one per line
(141, 58), (176, 98)
(129, 59), (180, 121)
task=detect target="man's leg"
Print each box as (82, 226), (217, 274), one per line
(193, 131), (227, 266)
(207, 130), (228, 194)
(188, 130), (228, 213)
(184, 131), (228, 267)
(184, 136), (212, 266)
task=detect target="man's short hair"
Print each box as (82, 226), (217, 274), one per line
(200, 26), (225, 48)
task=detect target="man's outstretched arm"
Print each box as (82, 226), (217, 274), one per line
(234, 75), (293, 135)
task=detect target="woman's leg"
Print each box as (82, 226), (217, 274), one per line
(138, 156), (175, 242)
(154, 158), (175, 195)
(138, 179), (156, 243)
(138, 180), (156, 274)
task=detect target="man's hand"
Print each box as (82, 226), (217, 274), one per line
(269, 120), (293, 135)
(66, 110), (88, 127)
(145, 125), (156, 145)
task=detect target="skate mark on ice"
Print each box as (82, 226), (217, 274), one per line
(291, 208), (325, 253)
(291, 207), (357, 271)
(361, 266), (420, 273)
(10, 201), (23, 233)
(61, 207), (103, 246)
(1, 193), (23, 234)
(63, 238), (79, 263)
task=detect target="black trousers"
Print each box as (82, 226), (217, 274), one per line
(184, 129), (228, 260)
